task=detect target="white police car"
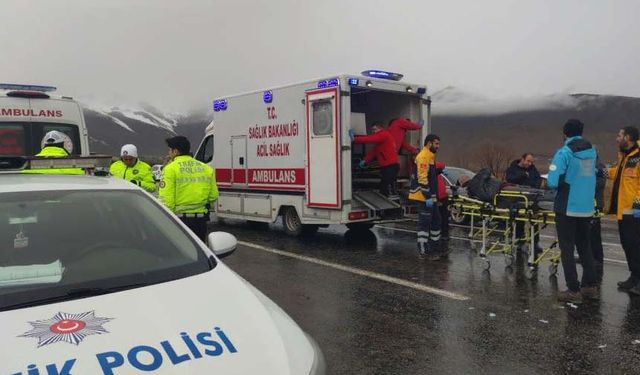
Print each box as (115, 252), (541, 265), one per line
(0, 157), (325, 375)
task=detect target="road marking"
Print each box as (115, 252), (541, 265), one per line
(374, 225), (628, 266)
(237, 240), (470, 301)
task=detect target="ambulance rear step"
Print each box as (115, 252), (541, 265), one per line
(352, 190), (403, 220)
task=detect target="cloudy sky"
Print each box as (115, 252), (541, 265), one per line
(2, 0), (639, 112)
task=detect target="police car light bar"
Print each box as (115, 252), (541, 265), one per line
(0, 83), (57, 92)
(361, 70), (404, 81)
(29, 155), (113, 170)
(0, 155), (113, 172)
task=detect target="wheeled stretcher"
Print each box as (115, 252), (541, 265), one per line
(449, 190), (560, 278)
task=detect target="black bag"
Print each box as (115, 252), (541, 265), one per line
(467, 168), (501, 202)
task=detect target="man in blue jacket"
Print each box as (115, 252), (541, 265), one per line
(547, 119), (598, 304)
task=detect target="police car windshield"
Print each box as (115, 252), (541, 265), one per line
(0, 189), (211, 311)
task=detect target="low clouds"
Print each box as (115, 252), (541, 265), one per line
(1, 0), (639, 112)
(431, 87), (580, 116)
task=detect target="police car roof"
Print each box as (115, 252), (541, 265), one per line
(0, 174), (138, 194)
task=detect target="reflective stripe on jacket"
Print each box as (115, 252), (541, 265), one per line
(159, 155), (218, 214)
(110, 159), (157, 193)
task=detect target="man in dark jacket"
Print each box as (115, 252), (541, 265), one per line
(505, 153), (543, 253)
(506, 153), (542, 188)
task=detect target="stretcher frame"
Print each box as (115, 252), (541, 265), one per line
(450, 191), (560, 278)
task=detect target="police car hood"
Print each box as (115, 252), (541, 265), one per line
(0, 263), (319, 374)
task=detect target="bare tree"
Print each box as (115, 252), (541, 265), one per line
(472, 140), (515, 179)
(451, 149), (474, 170)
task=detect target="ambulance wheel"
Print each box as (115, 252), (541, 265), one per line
(282, 207), (303, 236)
(346, 222), (375, 232)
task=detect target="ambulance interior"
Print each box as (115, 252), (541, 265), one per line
(0, 122), (82, 156)
(349, 88), (423, 201)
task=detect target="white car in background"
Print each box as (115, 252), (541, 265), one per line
(442, 166), (476, 224)
(151, 164), (163, 182)
(0, 158), (325, 375)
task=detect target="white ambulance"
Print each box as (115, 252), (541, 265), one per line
(0, 84), (90, 156)
(195, 71), (431, 235)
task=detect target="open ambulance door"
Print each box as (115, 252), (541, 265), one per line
(305, 87), (341, 208)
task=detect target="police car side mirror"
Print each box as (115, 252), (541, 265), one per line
(207, 232), (237, 258)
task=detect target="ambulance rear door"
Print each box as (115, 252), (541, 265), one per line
(305, 87), (341, 209)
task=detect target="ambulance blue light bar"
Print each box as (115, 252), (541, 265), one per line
(263, 90), (273, 103)
(0, 83), (57, 92)
(317, 78), (339, 89)
(348, 78), (359, 86)
(417, 87), (427, 95)
(361, 70), (404, 81)
(213, 99), (228, 112)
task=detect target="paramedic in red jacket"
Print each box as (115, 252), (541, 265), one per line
(350, 122), (399, 196)
(435, 161), (450, 241)
(388, 118), (423, 155)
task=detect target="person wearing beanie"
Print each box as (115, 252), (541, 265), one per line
(547, 119), (599, 304)
(109, 144), (156, 193)
(159, 135), (218, 241)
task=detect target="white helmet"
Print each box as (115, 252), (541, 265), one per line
(41, 130), (73, 154)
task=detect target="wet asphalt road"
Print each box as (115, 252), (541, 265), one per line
(215, 219), (640, 374)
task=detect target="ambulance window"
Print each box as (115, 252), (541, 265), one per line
(35, 123), (81, 155)
(0, 124), (27, 155)
(196, 135), (214, 163)
(312, 99), (333, 136)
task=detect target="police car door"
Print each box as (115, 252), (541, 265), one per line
(305, 87), (341, 208)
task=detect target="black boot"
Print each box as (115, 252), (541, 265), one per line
(595, 262), (604, 285)
(618, 276), (638, 290)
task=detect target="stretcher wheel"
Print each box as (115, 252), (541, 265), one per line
(525, 266), (538, 280)
(483, 259), (491, 271)
(469, 241), (477, 252)
(548, 263), (558, 276)
(504, 254), (515, 267)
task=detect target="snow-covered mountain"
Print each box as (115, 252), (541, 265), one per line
(81, 103), (211, 161)
(82, 91), (640, 166)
